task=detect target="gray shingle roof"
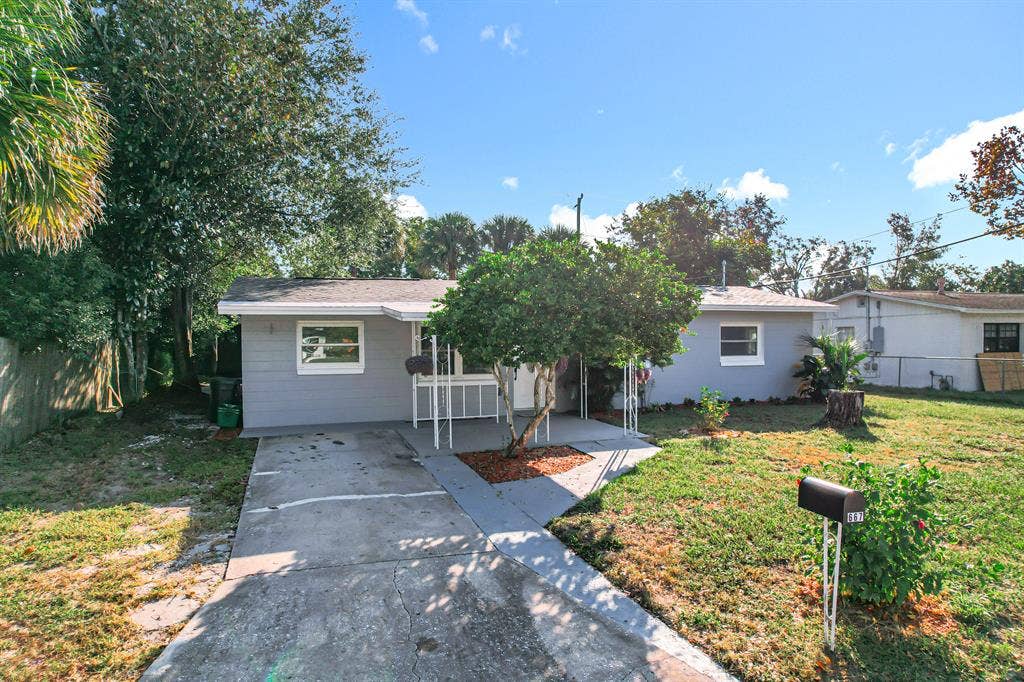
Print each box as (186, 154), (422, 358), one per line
(222, 277), (456, 304)
(868, 290), (1024, 311)
(698, 286), (837, 310)
(830, 289), (1024, 312)
(220, 278), (835, 314)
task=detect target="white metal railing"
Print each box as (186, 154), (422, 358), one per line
(623, 358), (639, 437)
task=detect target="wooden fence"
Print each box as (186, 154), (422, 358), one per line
(0, 337), (114, 453)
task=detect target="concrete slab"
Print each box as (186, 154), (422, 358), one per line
(146, 553), (703, 681)
(227, 430), (489, 578)
(493, 438), (662, 525)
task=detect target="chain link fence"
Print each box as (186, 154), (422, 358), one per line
(860, 354), (1024, 393)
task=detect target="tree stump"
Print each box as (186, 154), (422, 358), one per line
(820, 389), (865, 429)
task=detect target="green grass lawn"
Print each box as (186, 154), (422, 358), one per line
(549, 387), (1024, 681)
(0, 389), (256, 680)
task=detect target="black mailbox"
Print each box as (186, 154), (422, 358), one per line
(798, 477), (865, 524)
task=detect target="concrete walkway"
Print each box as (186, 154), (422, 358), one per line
(144, 429), (724, 680)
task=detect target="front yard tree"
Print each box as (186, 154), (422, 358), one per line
(428, 240), (700, 457)
(79, 0), (408, 394)
(480, 214), (534, 253)
(952, 125), (1024, 238)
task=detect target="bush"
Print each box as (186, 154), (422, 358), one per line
(802, 456), (949, 605)
(694, 386), (729, 431)
(794, 333), (869, 400)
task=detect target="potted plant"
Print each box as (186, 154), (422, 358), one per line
(794, 333), (869, 428)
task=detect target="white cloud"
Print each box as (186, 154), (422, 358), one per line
(596, 108), (605, 115)
(501, 24), (522, 52)
(670, 165), (687, 184)
(501, 176), (519, 190)
(391, 194), (427, 220)
(903, 133), (931, 163)
(480, 25), (496, 41)
(884, 142), (897, 156)
(718, 168), (790, 201)
(418, 35), (438, 54)
(830, 161), (844, 173)
(908, 108), (1024, 189)
(547, 201), (638, 244)
(395, 0), (427, 25)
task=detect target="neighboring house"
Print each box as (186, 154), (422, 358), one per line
(816, 288), (1024, 391)
(218, 278), (836, 429)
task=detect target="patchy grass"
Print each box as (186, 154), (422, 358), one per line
(550, 387), (1024, 681)
(0, 389), (256, 680)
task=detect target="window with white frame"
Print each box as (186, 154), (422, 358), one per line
(296, 321), (364, 374)
(836, 326), (855, 342)
(719, 323), (764, 366)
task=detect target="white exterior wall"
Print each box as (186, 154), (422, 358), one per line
(814, 295), (1024, 391)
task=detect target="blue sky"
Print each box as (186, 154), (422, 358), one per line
(349, 0), (1024, 271)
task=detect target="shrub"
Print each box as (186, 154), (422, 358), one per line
(801, 457), (949, 606)
(694, 386), (729, 431)
(794, 333), (870, 400)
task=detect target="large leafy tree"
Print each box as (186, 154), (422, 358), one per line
(879, 213), (946, 289)
(1, 0), (109, 252)
(428, 240), (700, 456)
(614, 188), (782, 285)
(416, 211), (480, 279)
(952, 125), (1023, 238)
(78, 0), (409, 394)
(480, 214), (533, 253)
(764, 235), (826, 296)
(806, 240), (875, 301)
(974, 260), (1024, 293)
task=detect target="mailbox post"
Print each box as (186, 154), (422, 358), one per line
(798, 477), (866, 651)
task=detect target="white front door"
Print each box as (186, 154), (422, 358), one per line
(512, 365), (537, 410)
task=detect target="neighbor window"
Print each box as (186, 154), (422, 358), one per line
(984, 323), (1020, 353)
(296, 321), (364, 374)
(720, 323), (764, 366)
(836, 326), (855, 342)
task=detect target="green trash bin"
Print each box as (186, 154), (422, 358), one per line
(208, 377), (240, 422)
(217, 403), (241, 428)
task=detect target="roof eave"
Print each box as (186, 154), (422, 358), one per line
(699, 303), (837, 313)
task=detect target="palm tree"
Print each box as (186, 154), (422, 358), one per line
(416, 212), (480, 279)
(536, 224), (577, 243)
(1, 0), (110, 253)
(480, 214), (533, 253)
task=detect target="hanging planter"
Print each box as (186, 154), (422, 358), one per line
(404, 354), (434, 375)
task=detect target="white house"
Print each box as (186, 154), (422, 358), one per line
(815, 288), (1024, 392)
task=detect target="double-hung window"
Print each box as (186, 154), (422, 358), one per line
(296, 321), (365, 374)
(417, 328), (491, 379)
(720, 322), (764, 366)
(984, 323), (1020, 353)
(836, 326), (856, 342)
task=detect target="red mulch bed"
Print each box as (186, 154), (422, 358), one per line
(457, 445), (593, 484)
(212, 427), (241, 441)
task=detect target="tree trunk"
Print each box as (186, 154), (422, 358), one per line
(505, 364), (556, 457)
(820, 389), (865, 429)
(210, 332), (219, 377)
(170, 284), (200, 390)
(492, 363), (517, 445)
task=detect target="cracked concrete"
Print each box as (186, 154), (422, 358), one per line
(144, 428), (716, 680)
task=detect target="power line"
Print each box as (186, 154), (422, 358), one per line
(844, 205), (969, 244)
(755, 222), (1020, 290)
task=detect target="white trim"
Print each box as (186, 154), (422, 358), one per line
(296, 320), (365, 375)
(719, 321), (765, 367)
(700, 303), (836, 313)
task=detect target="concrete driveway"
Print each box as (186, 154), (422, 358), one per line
(144, 429), (706, 680)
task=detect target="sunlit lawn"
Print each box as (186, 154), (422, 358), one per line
(0, 390), (256, 680)
(549, 387), (1024, 681)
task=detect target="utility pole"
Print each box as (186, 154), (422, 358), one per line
(574, 194), (583, 240)
(721, 260), (727, 288)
